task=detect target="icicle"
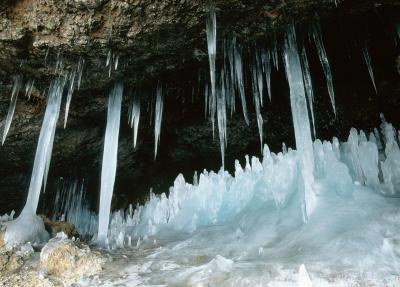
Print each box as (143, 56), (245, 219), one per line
(114, 54), (119, 70)
(2, 75), (22, 145)
(204, 83), (209, 119)
(362, 43), (377, 93)
(206, 2), (217, 123)
(271, 37), (279, 70)
(283, 24), (316, 221)
(154, 83), (164, 159)
(299, 45), (316, 137)
(251, 58), (263, 152)
(25, 79), (35, 99)
(128, 92), (141, 148)
(255, 50), (264, 107)
(217, 67), (227, 168)
(233, 38), (249, 125)
(64, 68), (77, 128)
(226, 38), (236, 116)
(20, 78), (65, 216)
(76, 57), (84, 90)
(97, 81), (123, 245)
(311, 23), (336, 116)
(261, 50), (272, 101)
(106, 49), (112, 67)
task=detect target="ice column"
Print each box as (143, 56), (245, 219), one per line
(283, 25), (316, 220)
(97, 81), (123, 244)
(20, 78), (65, 216)
(2, 75), (22, 145)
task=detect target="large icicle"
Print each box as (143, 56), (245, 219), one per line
(233, 38), (249, 125)
(154, 84), (164, 159)
(20, 78), (65, 216)
(2, 75), (22, 145)
(206, 3), (217, 123)
(283, 25), (316, 220)
(97, 81), (123, 245)
(311, 23), (336, 116)
(128, 92), (140, 148)
(217, 68), (227, 168)
(299, 45), (316, 137)
(362, 43), (377, 93)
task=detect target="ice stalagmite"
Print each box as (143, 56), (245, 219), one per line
(300, 45), (316, 137)
(233, 38), (249, 125)
(311, 23), (336, 116)
(283, 25), (316, 220)
(362, 43), (377, 93)
(128, 92), (140, 148)
(154, 84), (164, 159)
(20, 78), (65, 216)
(217, 68), (227, 168)
(206, 3), (217, 118)
(2, 75), (22, 145)
(97, 81), (123, 245)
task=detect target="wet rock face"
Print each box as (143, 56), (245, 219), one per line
(0, 1), (399, 214)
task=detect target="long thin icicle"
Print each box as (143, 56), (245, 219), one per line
(154, 83), (164, 159)
(20, 78), (64, 216)
(261, 50), (272, 101)
(362, 43), (377, 93)
(311, 23), (336, 116)
(217, 68), (227, 168)
(128, 92), (140, 148)
(251, 59), (263, 152)
(300, 45), (316, 137)
(283, 24), (316, 221)
(206, 2), (217, 124)
(64, 67), (77, 128)
(2, 75), (22, 145)
(97, 81), (123, 244)
(233, 38), (249, 125)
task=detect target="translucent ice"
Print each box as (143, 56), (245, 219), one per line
(2, 75), (22, 145)
(97, 81), (123, 245)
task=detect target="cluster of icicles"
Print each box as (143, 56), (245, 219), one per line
(0, 1), (387, 246)
(46, 116), (400, 249)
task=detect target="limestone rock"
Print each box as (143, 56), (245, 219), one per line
(40, 216), (78, 238)
(40, 233), (104, 280)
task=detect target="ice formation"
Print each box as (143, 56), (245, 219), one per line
(311, 23), (336, 115)
(64, 57), (85, 128)
(21, 78), (65, 216)
(2, 75), (22, 145)
(52, 178), (97, 237)
(206, 3), (217, 118)
(128, 92), (141, 148)
(24, 79), (34, 99)
(362, 42), (377, 93)
(217, 68), (227, 167)
(154, 84), (164, 159)
(300, 45), (316, 136)
(283, 25), (316, 220)
(97, 81), (123, 245)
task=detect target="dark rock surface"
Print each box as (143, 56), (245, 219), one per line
(0, 0), (399, 214)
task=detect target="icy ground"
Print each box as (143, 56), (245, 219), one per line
(87, 122), (400, 286)
(90, 184), (400, 287)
